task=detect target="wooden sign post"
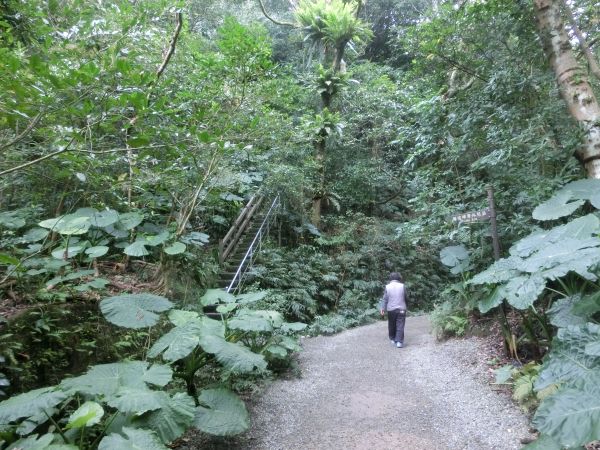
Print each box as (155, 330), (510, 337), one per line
(451, 186), (501, 260)
(487, 186), (501, 261)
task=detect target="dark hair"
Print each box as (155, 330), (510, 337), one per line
(389, 272), (402, 281)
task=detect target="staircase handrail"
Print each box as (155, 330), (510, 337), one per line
(219, 195), (263, 264)
(225, 195), (280, 293)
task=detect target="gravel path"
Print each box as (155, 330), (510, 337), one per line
(236, 315), (533, 450)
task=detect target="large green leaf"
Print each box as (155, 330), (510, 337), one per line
(557, 179), (600, 200)
(167, 309), (199, 326)
(266, 344), (288, 358)
(559, 214), (600, 239)
(511, 215), (600, 258)
(228, 312), (273, 332)
(200, 289), (235, 306)
(493, 365), (514, 384)
(236, 291), (269, 304)
(532, 180), (600, 221)
(216, 303), (239, 314)
(0, 211), (26, 230)
(477, 286), (506, 314)
(439, 245), (471, 274)
(585, 340), (600, 356)
(0, 254), (20, 266)
(280, 322), (308, 333)
(532, 191), (584, 221)
(142, 363), (173, 387)
(143, 231), (170, 247)
(199, 335), (267, 373)
(107, 388), (164, 415)
(533, 179), (600, 220)
(572, 291), (600, 317)
(504, 275), (546, 309)
(533, 374), (600, 448)
(148, 320), (203, 362)
(469, 256), (522, 285)
(194, 389), (249, 436)
(0, 387), (66, 424)
(51, 245), (85, 260)
(547, 296), (588, 328)
(15, 410), (52, 436)
(148, 316), (225, 362)
(22, 228), (49, 243)
(116, 212), (144, 230)
(100, 293), (173, 329)
(277, 335), (302, 351)
(99, 427), (167, 450)
(510, 231), (548, 259)
(200, 316), (226, 338)
(61, 361), (172, 398)
(85, 246), (109, 258)
(523, 238), (600, 280)
(38, 214), (91, 235)
(163, 242), (186, 255)
(535, 324), (600, 390)
(124, 241), (149, 257)
(132, 392), (195, 443)
(472, 216), (600, 311)
(89, 209), (119, 228)
(253, 310), (284, 327)
(66, 401), (104, 429)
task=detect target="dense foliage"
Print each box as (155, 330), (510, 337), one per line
(0, 289), (305, 448)
(1, 0), (600, 447)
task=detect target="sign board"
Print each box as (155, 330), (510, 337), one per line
(451, 208), (491, 224)
(450, 187), (501, 261)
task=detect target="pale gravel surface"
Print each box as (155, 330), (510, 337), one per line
(231, 315), (534, 450)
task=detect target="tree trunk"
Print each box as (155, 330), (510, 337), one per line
(333, 43), (346, 72)
(533, 0), (600, 178)
(311, 130), (327, 228)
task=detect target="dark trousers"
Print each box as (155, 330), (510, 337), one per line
(387, 309), (406, 343)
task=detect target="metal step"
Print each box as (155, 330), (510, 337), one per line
(215, 195), (280, 294)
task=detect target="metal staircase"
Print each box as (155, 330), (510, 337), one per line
(217, 195), (280, 293)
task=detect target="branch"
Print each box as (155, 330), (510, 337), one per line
(373, 190), (404, 206)
(0, 136), (77, 177)
(175, 150), (221, 237)
(563, 0), (600, 81)
(75, 142), (189, 154)
(0, 111), (44, 152)
(355, 0), (364, 18)
(257, 0), (296, 27)
(434, 53), (487, 82)
(444, 69), (475, 100)
(155, 11), (183, 82)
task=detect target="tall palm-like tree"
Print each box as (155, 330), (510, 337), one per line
(295, 0), (372, 225)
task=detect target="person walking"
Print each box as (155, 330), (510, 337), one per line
(380, 272), (408, 348)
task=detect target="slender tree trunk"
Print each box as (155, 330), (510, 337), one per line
(311, 136), (326, 227)
(561, 0), (600, 81)
(533, 0), (600, 178)
(311, 43), (348, 226)
(333, 44), (346, 72)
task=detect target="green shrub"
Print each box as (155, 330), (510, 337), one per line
(308, 308), (378, 336)
(429, 300), (469, 339)
(0, 290), (305, 448)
